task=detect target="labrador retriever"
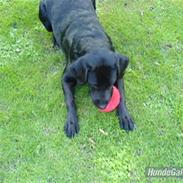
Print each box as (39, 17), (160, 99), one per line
(39, 0), (135, 138)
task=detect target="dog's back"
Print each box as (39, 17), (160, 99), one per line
(39, 0), (113, 62)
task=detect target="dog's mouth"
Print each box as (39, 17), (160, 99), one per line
(97, 103), (108, 110)
(92, 99), (110, 109)
(91, 87), (113, 109)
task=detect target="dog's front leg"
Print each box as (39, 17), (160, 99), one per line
(115, 78), (135, 131)
(62, 75), (79, 138)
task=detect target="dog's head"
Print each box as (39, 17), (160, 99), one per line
(69, 49), (129, 109)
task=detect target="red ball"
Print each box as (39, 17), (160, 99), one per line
(99, 86), (121, 113)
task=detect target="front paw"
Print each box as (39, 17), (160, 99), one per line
(64, 114), (79, 138)
(119, 115), (135, 131)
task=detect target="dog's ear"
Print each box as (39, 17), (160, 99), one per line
(116, 54), (129, 78)
(69, 55), (90, 84)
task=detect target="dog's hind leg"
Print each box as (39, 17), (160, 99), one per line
(91, 0), (96, 10)
(39, 0), (52, 32)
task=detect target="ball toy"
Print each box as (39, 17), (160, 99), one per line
(99, 86), (121, 113)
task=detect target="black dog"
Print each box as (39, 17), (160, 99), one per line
(39, 0), (135, 138)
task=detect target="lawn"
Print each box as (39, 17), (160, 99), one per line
(0, 0), (183, 182)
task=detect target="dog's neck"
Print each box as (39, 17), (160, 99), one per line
(68, 37), (114, 62)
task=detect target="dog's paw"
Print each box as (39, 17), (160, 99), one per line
(119, 114), (136, 132)
(64, 115), (79, 138)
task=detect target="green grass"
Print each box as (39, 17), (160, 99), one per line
(0, 0), (183, 182)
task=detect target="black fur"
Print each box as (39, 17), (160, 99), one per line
(39, 0), (135, 138)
